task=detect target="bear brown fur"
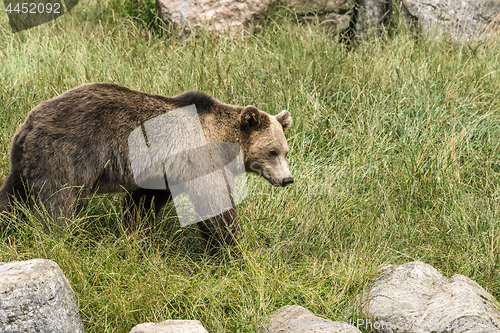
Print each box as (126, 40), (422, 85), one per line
(0, 83), (293, 245)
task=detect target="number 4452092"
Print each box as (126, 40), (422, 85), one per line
(5, 2), (62, 14)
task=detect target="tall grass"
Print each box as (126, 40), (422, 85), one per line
(1, 1), (500, 332)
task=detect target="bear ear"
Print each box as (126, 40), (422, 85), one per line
(275, 110), (292, 131)
(240, 105), (261, 129)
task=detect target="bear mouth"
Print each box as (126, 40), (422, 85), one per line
(267, 176), (294, 188)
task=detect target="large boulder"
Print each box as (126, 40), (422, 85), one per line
(129, 320), (208, 333)
(285, 0), (355, 34)
(156, 0), (273, 36)
(0, 259), (84, 333)
(355, 0), (392, 38)
(361, 261), (500, 333)
(260, 305), (362, 333)
(400, 0), (500, 41)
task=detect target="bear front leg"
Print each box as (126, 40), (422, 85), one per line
(122, 189), (172, 232)
(198, 208), (240, 248)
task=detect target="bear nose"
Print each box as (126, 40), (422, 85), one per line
(282, 177), (294, 187)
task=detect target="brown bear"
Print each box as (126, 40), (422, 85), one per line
(0, 83), (293, 245)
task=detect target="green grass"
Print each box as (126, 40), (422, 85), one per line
(1, 1), (500, 332)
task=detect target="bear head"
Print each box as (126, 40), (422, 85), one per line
(239, 106), (294, 187)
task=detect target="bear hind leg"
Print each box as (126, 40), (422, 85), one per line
(0, 173), (27, 215)
(33, 184), (89, 225)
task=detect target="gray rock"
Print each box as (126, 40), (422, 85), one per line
(156, 0), (273, 36)
(362, 261), (500, 333)
(355, 0), (392, 38)
(260, 305), (362, 333)
(400, 0), (500, 41)
(129, 320), (208, 333)
(285, 0), (355, 34)
(0, 259), (84, 333)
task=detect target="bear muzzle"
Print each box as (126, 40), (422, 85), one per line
(281, 177), (294, 187)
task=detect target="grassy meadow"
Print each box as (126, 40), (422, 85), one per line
(1, 1), (500, 332)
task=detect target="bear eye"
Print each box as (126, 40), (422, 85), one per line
(270, 150), (278, 157)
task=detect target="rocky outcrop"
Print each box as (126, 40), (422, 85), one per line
(0, 259), (84, 333)
(156, 0), (273, 36)
(129, 320), (209, 333)
(155, 0), (358, 37)
(154, 0), (500, 42)
(260, 305), (361, 333)
(355, 0), (392, 38)
(400, 0), (500, 41)
(285, 0), (355, 33)
(361, 261), (500, 333)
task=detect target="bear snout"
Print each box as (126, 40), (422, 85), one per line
(281, 177), (294, 187)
